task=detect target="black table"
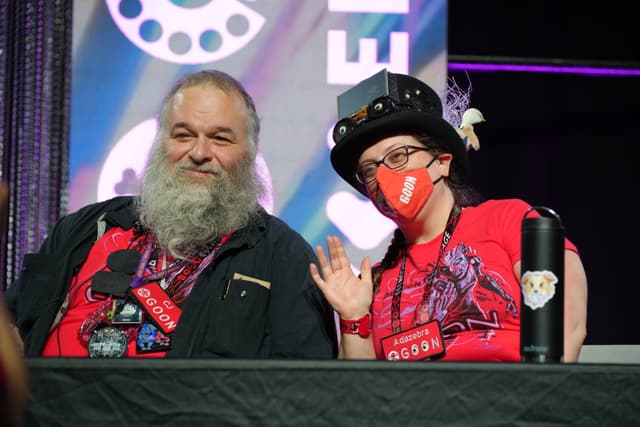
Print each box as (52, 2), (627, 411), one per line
(25, 358), (640, 426)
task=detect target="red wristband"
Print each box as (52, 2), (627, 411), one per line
(340, 313), (371, 338)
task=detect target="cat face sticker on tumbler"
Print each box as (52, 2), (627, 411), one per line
(521, 270), (558, 310)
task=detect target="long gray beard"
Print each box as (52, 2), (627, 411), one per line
(135, 147), (264, 259)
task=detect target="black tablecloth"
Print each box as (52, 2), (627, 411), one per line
(25, 358), (640, 426)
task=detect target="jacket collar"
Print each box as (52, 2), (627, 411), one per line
(104, 202), (138, 230)
(222, 207), (268, 250)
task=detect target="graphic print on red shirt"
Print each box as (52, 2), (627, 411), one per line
(370, 199), (578, 361)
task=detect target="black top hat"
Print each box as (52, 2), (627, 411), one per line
(330, 69), (466, 194)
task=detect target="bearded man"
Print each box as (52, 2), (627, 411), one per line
(6, 70), (338, 359)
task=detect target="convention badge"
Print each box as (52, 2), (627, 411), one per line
(87, 325), (129, 358)
(136, 322), (171, 354)
(129, 281), (182, 334)
(110, 299), (143, 325)
(380, 320), (445, 361)
(91, 270), (133, 297)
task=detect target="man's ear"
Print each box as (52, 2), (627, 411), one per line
(436, 153), (453, 177)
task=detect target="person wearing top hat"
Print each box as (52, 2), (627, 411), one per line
(310, 69), (588, 362)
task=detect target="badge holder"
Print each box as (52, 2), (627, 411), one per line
(380, 320), (446, 361)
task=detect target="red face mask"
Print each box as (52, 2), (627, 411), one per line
(370, 157), (441, 222)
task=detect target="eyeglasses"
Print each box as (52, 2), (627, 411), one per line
(355, 145), (430, 185)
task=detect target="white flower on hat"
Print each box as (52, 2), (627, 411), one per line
(441, 76), (485, 152)
(457, 107), (485, 151)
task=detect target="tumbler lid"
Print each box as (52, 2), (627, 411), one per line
(522, 206), (564, 230)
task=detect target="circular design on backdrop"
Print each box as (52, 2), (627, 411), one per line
(97, 118), (274, 213)
(104, 0), (265, 64)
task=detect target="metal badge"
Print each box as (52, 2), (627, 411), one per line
(87, 326), (129, 358)
(136, 322), (171, 353)
(110, 300), (143, 325)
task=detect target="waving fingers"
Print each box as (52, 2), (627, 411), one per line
(326, 236), (349, 271)
(359, 256), (372, 283)
(313, 243), (332, 279)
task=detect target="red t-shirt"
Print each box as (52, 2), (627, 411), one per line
(371, 199), (577, 361)
(42, 227), (165, 358)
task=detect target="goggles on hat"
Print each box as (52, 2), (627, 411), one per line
(332, 95), (423, 144)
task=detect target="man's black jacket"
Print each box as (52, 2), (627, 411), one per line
(6, 196), (338, 358)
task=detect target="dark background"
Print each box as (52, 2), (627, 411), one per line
(447, 2), (639, 345)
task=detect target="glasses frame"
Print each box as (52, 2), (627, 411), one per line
(354, 145), (430, 185)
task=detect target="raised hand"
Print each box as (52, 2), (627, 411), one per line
(309, 236), (373, 320)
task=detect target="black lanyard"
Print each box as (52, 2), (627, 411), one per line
(390, 205), (462, 333)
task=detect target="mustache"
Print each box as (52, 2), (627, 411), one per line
(136, 149), (262, 259)
(176, 161), (223, 175)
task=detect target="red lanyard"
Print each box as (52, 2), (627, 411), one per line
(390, 205), (461, 333)
(130, 233), (233, 305)
(131, 240), (182, 288)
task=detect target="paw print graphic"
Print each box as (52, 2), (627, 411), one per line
(113, 169), (140, 196)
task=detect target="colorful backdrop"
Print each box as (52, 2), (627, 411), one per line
(69, 0), (448, 266)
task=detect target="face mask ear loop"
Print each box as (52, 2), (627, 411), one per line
(426, 156), (443, 186)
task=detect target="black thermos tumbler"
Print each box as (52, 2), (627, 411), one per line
(520, 206), (564, 363)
